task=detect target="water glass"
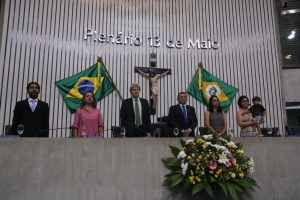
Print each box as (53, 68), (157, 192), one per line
(120, 127), (126, 136)
(17, 124), (24, 135)
(81, 126), (87, 137)
(173, 128), (179, 137)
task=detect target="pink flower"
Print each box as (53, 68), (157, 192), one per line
(230, 158), (237, 165)
(208, 162), (217, 170)
(227, 154), (233, 158)
(225, 161), (232, 167)
(239, 171), (244, 178)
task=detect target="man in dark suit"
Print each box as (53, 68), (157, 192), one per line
(120, 83), (151, 137)
(12, 82), (49, 137)
(168, 92), (198, 137)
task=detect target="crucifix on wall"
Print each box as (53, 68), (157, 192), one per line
(135, 53), (171, 115)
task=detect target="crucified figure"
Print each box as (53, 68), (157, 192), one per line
(135, 67), (170, 109)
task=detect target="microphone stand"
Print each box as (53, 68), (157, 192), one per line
(35, 127), (73, 137)
(123, 119), (150, 137)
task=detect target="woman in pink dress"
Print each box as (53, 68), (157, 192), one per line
(73, 91), (104, 137)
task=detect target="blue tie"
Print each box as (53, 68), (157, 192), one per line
(182, 105), (188, 127)
(31, 100), (36, 112)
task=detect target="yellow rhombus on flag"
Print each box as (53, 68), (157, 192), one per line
(55, 59), (116, 113)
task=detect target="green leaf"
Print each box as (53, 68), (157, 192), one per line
(183, 177), (191, 189)
(210, 176), (228, 197)
(194, 133), (201, 140)
(232, 177), (259, 191)
(170, 174), (185, 188)
(169, 145), (181, 157)
(165, 170), (182, 177)
(192, 182), (205, 195)
(226, 181), (238, 200)
(229, 179), (250, 196)
(180, 139), (186, 147)
(203, 183), (213, 198)
(161, 157), (181, 167)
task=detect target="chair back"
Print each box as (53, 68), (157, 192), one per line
(198, 127), (208, 136)
(293, 126), (300, 135)
(111, 126), (123, 138)
(261, 127), (278, 137)
(5, 125), (13, 135)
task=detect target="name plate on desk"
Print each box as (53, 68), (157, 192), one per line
(1, 135), (20, 138)
(88, 136), (104, 139)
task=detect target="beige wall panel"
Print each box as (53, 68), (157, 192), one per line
(283, 69), (300, 102)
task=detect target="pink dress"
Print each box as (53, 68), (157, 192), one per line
(73, 107), (104, 137)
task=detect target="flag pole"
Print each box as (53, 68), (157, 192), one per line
(98, 57), (124, 100)
(198, 62), (203, 90)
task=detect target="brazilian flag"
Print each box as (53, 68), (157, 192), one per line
(187, 63), (239, 112)
(55, 59), (115, 113)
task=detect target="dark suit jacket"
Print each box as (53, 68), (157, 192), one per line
(120, 98), (151, 137)
(168, 104), (198, 137)
(12, 99), (49, 137)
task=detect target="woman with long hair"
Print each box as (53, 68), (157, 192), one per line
(73, 91), (104, 137)
(204, 95), (227, 138)
(236, 95), (259, 137)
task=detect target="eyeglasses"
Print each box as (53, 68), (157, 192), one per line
(241, 100), (249, 102)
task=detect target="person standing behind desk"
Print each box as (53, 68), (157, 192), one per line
(236, 95), (259, 137)
(73, 91), (104, 138)
(120, 83), (151, 137)
(12, 82), (49, 137)
(204, 95), (227, 138)
(168, 92), (198, 137)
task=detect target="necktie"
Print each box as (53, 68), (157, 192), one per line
(135, 99), (141, 126)
(182, 105), (188, 127)
(31, 100), (36, 112)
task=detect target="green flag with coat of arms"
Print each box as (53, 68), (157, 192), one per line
(187, 62), (239, 112)
(55, 58), (119, 113)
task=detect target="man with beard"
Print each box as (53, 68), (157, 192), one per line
(12, 82), (49, 137)
(120, 83), (151, 137)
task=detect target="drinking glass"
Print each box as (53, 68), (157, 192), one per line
(173, 128), (179, 137)
(267, 128), (273, 135)
(17, 124), (24, 135)
(81, 126), (87, 138)
(228, 127), (233, 137)
(120, 127), (126, 136)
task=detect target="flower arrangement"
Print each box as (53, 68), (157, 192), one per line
(161, 132), (259, 200)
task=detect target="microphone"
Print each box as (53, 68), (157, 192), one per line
(35, 127), (73, 137)
(122, 119), (149, 136)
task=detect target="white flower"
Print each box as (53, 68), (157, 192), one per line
(219, 138), (228, 143)
(228, 142), (237, 148)
(204, 142), (211, 146)
(220, 146), (227, 151)
(203, 134), (213, 140)
(177, 151), (187, 159)
(224, 149), (231, 154)
(181, 162), (188, 175)
(186, 139), (194, 145)
(231, 173), (236, 178)
(218, 153), (229, 164)
(249, 157), (254, 175)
